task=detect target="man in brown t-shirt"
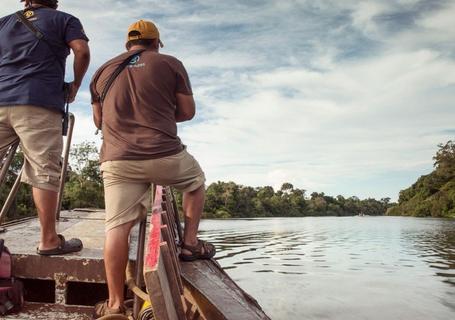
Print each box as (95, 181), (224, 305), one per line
(90, 20), (215, 317)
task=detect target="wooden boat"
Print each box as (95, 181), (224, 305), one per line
(0, 186), (271, 319)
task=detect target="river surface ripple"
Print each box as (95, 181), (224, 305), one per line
(198, 217), (455, 320)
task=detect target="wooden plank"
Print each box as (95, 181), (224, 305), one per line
(159, 210), (180, 280)
(167, 187), (184, 244)
(144, 255), (178, 320)
(144, 210), (162, 271)
(161, 209), (170, 228)
(180, 259), (271, 320)
(163, 188), (182, 242)
(161, 224), (183, 294)
(186, 302), (201, 320)
(164, 197), (177, 240)
(144, 186), (163, 270)
(143, 186), (180, 320)
(3, 302), (93, 319)
(161, 197), (177, 241)
(161, 242), (186, 320)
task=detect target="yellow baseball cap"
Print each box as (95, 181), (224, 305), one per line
(127, 20), (164, 47)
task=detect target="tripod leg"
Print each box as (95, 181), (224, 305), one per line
(56, 113), (75, 220)
(0, 141), (19, 188)
(0, 166), (23, 224)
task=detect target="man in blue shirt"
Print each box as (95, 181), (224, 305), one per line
(0, 0), (90, 255)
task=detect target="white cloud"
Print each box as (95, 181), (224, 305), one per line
(1, 0), (454, 200)
(180, 48), (455, 198)
(418, 1), (455, 32)
(70, 109), (101, 147)
(351, 1), (388, 36)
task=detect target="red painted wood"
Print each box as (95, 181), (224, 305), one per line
(145, 186), (163, 269)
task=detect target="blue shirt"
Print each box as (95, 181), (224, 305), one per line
(0, 7), (88, 112)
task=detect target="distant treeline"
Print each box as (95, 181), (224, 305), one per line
(387, 140), (455, 218)
(199, 182), (391, 218)
(1, 141), (393, 221)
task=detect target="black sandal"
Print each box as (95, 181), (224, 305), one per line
(36, 234), (83, 256)
(179, 239), (216, 261)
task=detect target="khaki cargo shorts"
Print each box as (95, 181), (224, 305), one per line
(0, 105), (63, 192)
(100, 148), (205, 231)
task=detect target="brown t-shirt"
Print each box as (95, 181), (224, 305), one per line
(90, 49), (192, 162)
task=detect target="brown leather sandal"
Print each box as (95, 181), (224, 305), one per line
(179, 239), (216, 262)
(93, 299), (126, 319)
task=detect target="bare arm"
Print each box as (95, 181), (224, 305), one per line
(175, 93), (195, 122)
(68, 39), (90, 102)
(92, 102), (102, 130)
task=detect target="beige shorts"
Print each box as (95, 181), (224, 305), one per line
(100, 148), (205, 231)
(0, 105), (63, 192)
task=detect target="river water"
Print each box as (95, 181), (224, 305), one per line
(198, 217), (455, 320)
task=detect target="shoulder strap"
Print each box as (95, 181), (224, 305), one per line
(100, 49), (146, 104)
(15, 11), (43, 39)
(15, 10), (60, 61)
(16, 10), (71, 134)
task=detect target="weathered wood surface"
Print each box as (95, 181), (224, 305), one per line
(144, 186), (184, 320)
(0, 210), (142, 318)
(2, 303), (93, 320)
(181, 259), (271, 320)
(159, 187), (271, 320)
(1, 186), (271, 320)
(1, 210), (141, 282)
(161, 241), (186, 319)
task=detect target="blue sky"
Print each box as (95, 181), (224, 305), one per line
(2, 0), (454, 201)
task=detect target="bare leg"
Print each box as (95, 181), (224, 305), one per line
(182, 185), (205, 249)
(104, 220), (135, 309)
(34, 187), (60, 251)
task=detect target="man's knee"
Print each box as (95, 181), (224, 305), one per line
(106, 220), (136, 242)
(188, 184), (205, 193)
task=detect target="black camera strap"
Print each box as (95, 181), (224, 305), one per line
(100, 49), (146, 104)
(15, 10), (64, 72)
(94, 49), (145, 135)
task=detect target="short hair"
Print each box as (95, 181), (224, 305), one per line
(33, 0), (58, 9)
(126, 39), (155, 50)
(126, 30), (156, 50)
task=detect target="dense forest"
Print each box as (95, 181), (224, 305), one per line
(1, 141), (393, 221)
(201, 182), (390, 218)
(387, 141), (455, 218)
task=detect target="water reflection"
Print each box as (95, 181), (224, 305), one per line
(402, 221), (455, 286)
(198, 217), (455, 320)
